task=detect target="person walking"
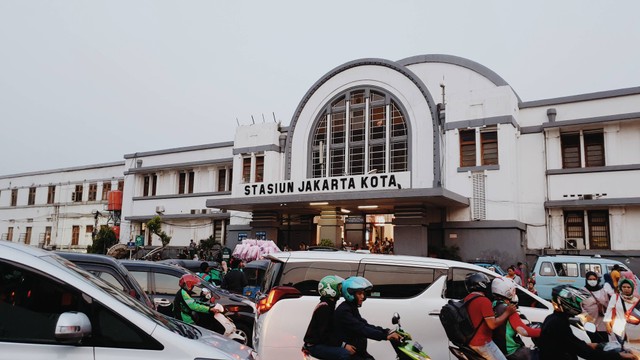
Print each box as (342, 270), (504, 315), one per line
(506, 266), (523, 286)
(582, 271), (613, 343)
(605, 278), (640, 344)
(221, 257), (248, 294)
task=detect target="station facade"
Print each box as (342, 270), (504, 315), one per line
(2, 54), (640, 267)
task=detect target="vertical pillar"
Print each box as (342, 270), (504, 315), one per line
(393, 206), (429, 256)
(318, 210), (344, 248)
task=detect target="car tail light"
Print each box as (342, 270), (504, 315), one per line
(257, 286), (302, 314)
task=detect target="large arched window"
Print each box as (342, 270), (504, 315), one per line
(311, 88), (408, 178)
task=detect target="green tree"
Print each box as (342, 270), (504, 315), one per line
(87, 227), (118, 254)
(146, 216), (171, 247)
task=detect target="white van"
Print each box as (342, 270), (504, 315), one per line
(253, 250), (555, 360)
(0, 241), (258, 360)
(532, 255), (632, 300)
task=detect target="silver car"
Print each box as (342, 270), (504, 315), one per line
(0, 240), (258, 360)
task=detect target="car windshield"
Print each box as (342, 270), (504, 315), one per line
(43, 254), (202, 339)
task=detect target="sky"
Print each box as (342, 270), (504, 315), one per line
(1, 1), (639, 176)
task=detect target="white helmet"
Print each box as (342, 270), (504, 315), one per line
(492, 276), (516, 301)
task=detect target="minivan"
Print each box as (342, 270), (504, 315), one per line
(532, 255), (631, 300)
(253, 250), (556, 360)
(0, 241), (258, 360)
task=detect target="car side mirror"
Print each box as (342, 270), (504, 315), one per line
(55, 311), (92, 344)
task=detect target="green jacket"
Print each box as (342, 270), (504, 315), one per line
(174, 288), (210, 324)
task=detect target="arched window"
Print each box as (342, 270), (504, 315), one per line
(311, 88), (408, 178)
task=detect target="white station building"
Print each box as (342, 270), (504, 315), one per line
(1, 54), (639, 267)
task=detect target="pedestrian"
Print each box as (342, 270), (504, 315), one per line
(302, 275), (355, 360)
(334, 276), (402, 360)
(464, 272), (516, 360)
(221, 257), (248, 294)
(506, 266), (523, 286)
(611, 265), (622, 292)
(582, 271), (613, 343)
(538, 285), (635, 360)
(516, 262), (527, 285)
(604, 278), (640, 343)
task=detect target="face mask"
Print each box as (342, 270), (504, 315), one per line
(587, 280), (598, 287)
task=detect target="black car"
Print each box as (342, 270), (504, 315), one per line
(158, 258), (221, 273)
(120, 259), (255, 346)
(55, 251), (155, 310)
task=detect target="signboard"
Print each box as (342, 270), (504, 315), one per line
(222, 247), (232, 261)
(135, 235), (144, 247)
(238, 233), (248, 241)
(345, 216), (365, 224)
(126, 241), (136, 250)
(256, 231), (266, 240)
(241, 171), (410, 197)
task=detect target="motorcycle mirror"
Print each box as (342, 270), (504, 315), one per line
(583, 322), (596, 333)
(392, 312), (400, 325)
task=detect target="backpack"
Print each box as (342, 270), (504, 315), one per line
(439, 294), (482, 345)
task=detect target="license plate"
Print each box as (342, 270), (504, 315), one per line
(413, 341), (423, 352)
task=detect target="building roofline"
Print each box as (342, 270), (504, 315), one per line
(124, 141), (234, 159)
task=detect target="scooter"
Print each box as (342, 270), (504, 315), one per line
(389, 312), (431, 360)
(194, 288), (248, 344)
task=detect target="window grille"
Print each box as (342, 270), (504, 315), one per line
(471, 172), (486, 220)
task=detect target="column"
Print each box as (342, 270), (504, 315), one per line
(393, 206), (429, 256)
(318, 210), (344, 248)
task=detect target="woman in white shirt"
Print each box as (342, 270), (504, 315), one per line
(604, 278), (640, 345)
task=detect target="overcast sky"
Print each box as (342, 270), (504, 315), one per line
(1, 1), (639, 176)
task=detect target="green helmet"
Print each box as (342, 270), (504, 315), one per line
(318, 275), (345, 299)
(551, 285), (590, 316)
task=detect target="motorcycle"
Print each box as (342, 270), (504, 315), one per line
(390, 312), (431, 360)
(192, 287), (248, 344)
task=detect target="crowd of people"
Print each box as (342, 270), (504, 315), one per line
(300, 267), (640, 360)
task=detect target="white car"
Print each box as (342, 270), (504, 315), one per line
(253, 251), (557, 360)
(0, 240), (258, 360)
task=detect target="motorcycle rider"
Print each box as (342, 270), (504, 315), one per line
(538, 284), (637, 360)
(465, 272), (517, 360)
(334, 276), (402, 360)
(174, 274), (220, 324)
(302, 275), (356, 360)
(491, 277), (541, 360)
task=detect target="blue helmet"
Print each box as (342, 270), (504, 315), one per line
(342, 276), (373, 303)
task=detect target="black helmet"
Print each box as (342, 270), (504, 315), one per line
(551, 285), (590, 316)
(465, 272), (491, 294)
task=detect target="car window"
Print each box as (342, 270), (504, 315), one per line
(0, 261), (161, 350)
(261, 261), (282, 294)
(554, 262), (578, 277)
(361, 264), (445, 299)
(580, 263), (602, 276)
(445, 267), (491, 300)
(154, 272), (180, 295)
(92, 271), (126, 291)
(129, 270), (149, 292)
(278, 261), (358, 296)
(515, 287), (547, 309)
(538, 261), (555, 276)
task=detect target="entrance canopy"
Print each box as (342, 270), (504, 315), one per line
(206, 187), (468, 215)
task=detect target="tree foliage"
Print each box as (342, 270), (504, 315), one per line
(146, 216), (171, 247)
(87, 227), (118, 254)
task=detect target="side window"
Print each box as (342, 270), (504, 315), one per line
(92, 271), (126, 292)
(154, 272), (180, 295)
(554, 262), (578, 277)
(279, 261), (358, 296)
(580, 263), (602, 277)
(445, 267), (494, 300)
(0, 261), (84, 343)
(361, 264), (445, 299)
(129, 271), (149, 292)
(538, 261), (556, 276)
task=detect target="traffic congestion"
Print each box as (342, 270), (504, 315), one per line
(2, 239), (640, 360)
